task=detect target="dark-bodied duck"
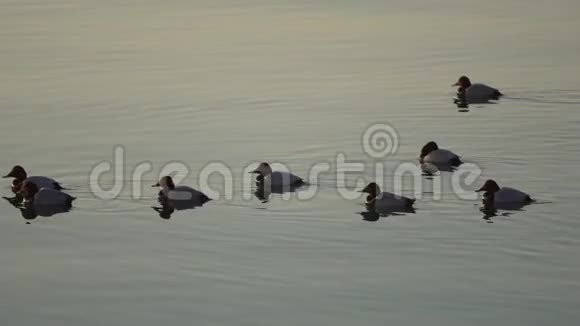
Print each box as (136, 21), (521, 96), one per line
(3, 165), (62, 193)
(420, 141), (462, 168)
(359, 182), (415, 212)
(153, 176), (211, 207)
(249, 162), (304, 187)
(476, 179), (533, 210)
(453, 75), (503, 103)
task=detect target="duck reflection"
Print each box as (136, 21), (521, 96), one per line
(253, 183), (271, 203)
(252, 177), (303, 203)
(479, 203), (516, 222)
(21, 202), (73, 219)
(151, 193), (210, 220)
(359, 206), (415, 222)
(359, 210), (380, 222)
(3, 194), (73, 221)
(478, 196), (524, 222)
(453, 90), (469, 111)
(151, 196), (176, 219)
(2, 194), (24, 206)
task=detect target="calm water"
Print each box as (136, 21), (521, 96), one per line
(1, 1), (580, 325)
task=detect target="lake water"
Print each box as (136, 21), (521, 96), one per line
(1, 1), (580, 325)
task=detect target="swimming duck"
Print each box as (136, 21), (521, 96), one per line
(359, 182), (415, 212)
(18, 180), (75, 207)
(153, 176), (211, 207)
(3, 165), (62, 193)
(453, 75), (503, 103)
(249, 162), (305, 187)
(476, 179), (533, 209)
(420, 141), (462, 167)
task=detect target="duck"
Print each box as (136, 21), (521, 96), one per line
(18, 180), (75, 207)
(359, 182), (415, 212)
(453, 75), (503, 103)
(420, 141), (462, 167)
(249, 162), (305, 187)
(153, 176), (211, 208)
(3, 165), (63, 193)
(476, 179), (533, 209)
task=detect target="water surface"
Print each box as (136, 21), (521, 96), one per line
(1, 1), (580, 325)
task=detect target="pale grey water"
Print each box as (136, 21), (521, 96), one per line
(1, 1), (580, 325)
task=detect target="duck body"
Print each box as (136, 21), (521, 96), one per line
(24, 176), (62, 191)
(267, 171), (304, 187)
(250, 162), (305, 191)
(420, 141), (462, 168)
(463, 83), (503, 103)
(477, 179), (533, 210)
(488, 187), (532, 206)
(160, 186), (211, 204)
(154, 176), (211, 209)
(454, 76), (502, 103)
(370, 192), (416, 212)
(423, 149), (462, 166)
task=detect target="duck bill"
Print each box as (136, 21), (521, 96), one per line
(2, 173), (13, 178)
(249, 170), (259, 174)
(452, 82), (460, 86)
(475, 186), (485, 192)
(151, 183), (160, 187)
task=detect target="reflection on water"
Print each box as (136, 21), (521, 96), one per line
(359, 206), (415, 222)
(19, 203), (73, 220)
(359, 210), (380, 222)
(253, 180), (305, 203)
(454, 94), (470, 111)
(151, 201), (176, 220)
(480, 204), (516, 222)
(3, 194), (73, 221)
(2, 194), (23, 207)
(151, 193), (210, 219)
(478, 194), (533, 222)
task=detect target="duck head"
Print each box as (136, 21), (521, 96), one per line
(476, 179), (501, 194)
(3, 165), (27, 181)
(153, 176), (176, 190)
(359, 182), (381, 202)
(249, 162), (273, 181)
(476, 179), (501, 204)
(453, 76), (471, 89)
(420, 141), (439, 160)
